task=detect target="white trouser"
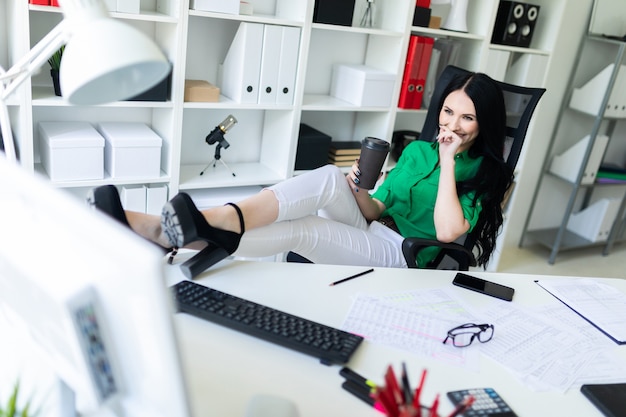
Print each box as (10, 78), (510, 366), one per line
(233, 165), (408, 268)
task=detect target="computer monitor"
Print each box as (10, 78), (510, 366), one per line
(0, 157), (192, 417)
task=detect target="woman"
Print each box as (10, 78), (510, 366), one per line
(91, 71), (513, 275)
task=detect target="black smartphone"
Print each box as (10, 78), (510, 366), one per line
(452, 273), (514, 301)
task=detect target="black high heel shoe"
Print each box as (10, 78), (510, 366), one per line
(88, 185), (178, 260)
(160, 193), (245, 279)
(87, 185), (131, 227)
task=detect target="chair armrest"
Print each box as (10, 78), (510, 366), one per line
(401, 237), (476, 270)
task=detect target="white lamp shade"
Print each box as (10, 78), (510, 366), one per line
(60, 19), (170, 105)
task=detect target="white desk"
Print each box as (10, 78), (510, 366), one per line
(166, 259), (626, 417)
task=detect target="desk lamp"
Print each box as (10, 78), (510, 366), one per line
(0, 0), (171, 163)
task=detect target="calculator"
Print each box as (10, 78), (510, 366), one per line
(447, 388), (518, 417)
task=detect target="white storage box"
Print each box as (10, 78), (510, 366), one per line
(330, 64), (395, 107)
(190, 0), (239, 14)
(38, 121), (104, 181)
(121, 185), (147, 213)
(99, 122), (162, 179)
(146, 185), (169, 215)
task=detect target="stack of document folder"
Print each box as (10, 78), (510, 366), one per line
(221, 22), (300, 105)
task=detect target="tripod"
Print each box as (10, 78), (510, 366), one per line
(199, 142), (236, 176)
(360, 0), (375, 28)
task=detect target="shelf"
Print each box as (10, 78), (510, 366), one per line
(183, 99), (293, 111)
(29, 4), (179, 22)
(31, 87), (174, 108)
(520, 30), (626, 265)
(409, 26), (485, 41)
(312, 23), (404, 38)
(188, 10), (304, 27)
(34, 164), (170, 188)
(489, 44), (549, 56)
(302, 95), (391, 111)
(178, 162), (285, 190)
(526, 228), (622, 252)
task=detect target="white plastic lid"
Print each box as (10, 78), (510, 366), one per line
(98, 122), (163, 147)
(39, 122), (105, 148)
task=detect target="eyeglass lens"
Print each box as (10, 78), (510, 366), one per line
(477, 325), (494, 342)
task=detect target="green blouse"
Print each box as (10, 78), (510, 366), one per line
(371, 140), (483, 267)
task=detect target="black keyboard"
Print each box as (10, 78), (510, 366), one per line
(171, 280), (363, 365)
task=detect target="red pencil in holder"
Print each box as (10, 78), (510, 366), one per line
(375, 364), (441, 417)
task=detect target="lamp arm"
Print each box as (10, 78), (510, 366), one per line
(0, 20), (71, 101)
(0, 20), (71, 163)
(0, 100), (16, 162)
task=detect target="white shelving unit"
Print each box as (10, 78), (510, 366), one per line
(2, 0), (576, 270)
(521, 34), (626, 264)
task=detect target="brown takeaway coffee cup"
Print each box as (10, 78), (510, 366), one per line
(358, 137), (390, 189)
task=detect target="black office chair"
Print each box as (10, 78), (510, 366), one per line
(287, 65), (545, 270)
(402, 65), (545, 270)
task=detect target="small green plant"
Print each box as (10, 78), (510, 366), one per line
(0, 381), (35, 417)
(47, 45), (65, 71)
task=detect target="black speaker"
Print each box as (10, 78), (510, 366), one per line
(491, 1), (540, 48)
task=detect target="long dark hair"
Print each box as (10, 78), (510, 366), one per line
(436, 72), (514, 268)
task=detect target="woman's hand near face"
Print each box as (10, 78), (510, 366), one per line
(437, 127), (463, 160)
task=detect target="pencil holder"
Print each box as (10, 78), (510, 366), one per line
(372, 364), (442, 417)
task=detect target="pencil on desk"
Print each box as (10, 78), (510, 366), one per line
(329, 268), (374, 286)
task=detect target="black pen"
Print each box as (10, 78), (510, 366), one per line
(401, 362), (413, 405)
(329, 268), (374, 286)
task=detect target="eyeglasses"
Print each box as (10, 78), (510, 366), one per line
(443, 323), (494, 347)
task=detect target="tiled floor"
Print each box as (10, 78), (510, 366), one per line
(495, 241), (625, 279)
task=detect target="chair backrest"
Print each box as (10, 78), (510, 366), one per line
(420, 65), (545, 173)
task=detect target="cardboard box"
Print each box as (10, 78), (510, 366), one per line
(98, 122), (162, 179)
(330, 64), (395, 107)
(295, 124), (332, 170)
(39, 122), (104, 181)
(190, 0), (239, 14)
(429, 16), (442, 29)
(184, 80), (220, 102)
